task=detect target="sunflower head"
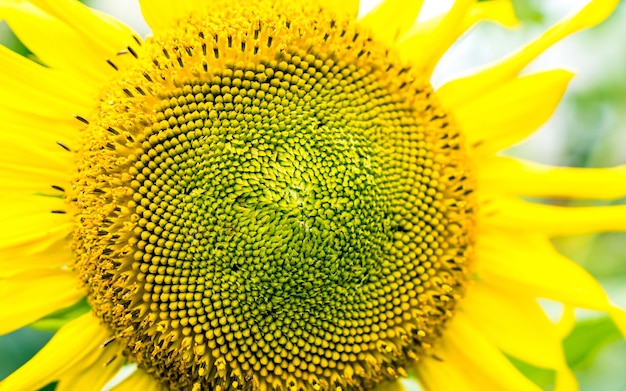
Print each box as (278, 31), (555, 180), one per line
(1, 1), (625, 391)
(69, 0), (475, 389)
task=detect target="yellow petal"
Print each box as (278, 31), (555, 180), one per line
(417, 362), (479, 391)
(0, 233), (70, 278)
(453, 70), (572, 152)
(56, 339), (125, 391)
(110, 368), (165, 391)
(0, 114), (74, 141)
(359, 0), (424, 44)
(397, 0), (473, 74)
(437, 0), (619, 107)
(479, 156), (626, 199)
(25, 0), (139, 56)
(0, 195), (71, 249)
(465, 0), (519, 29)
(477, 232), (626, 335)
(0, 110), (77, 146)
(139, 0), (210, 33)
(463, 283), (561, 367)
(462, 282), (576, 391)
(0, 164), (70, 195)
(0, 269), (83, 335)
(416, 312), (541, 391)
(483, 197), (626, 236)
(0, 313), (108, 390)
(0, 2), (112, 81)
(557, 306), (578, 339)
(0, 126), (73, 190)
(0, 45), (94, 116)
(397, 0), (518, 74)
(0, 102), (80, 152)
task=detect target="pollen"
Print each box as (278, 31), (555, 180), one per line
(69, 0), (475, 389)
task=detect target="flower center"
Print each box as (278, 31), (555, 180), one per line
(70, 1), (475, 389)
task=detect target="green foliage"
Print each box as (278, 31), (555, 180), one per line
(0, 22), (30, 56)
(508, 355), (556, 391)
(509, 0), (545, 23)
(0, 328), (53, 381)
(28, 297), (91, 332)
(564, 317), (623, 370)
(509, 316), (624, 391)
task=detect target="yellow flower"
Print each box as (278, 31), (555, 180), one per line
(1, 0), (625, 390)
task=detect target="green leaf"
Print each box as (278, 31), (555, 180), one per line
(507, 316), (623, 390)
(0, 22), (31, 57)
(510, 0), (545, 23)
(508, 355), (556, 391)
(0, 328), (53, 381)
(563, 316), (622, 370)
(28, 298), (91, 332)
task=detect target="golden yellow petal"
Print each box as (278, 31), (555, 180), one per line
(0, 128), (73, 190)
(397, 0), (473, 74)
(56, 340), (125, 391)
(477, 233), (626, 335)
(557, 307), (578, 339)
(453, 70), (572, 152)
(0, 2), (112, 81)
(25, 0), (139, 56)
(0, 45), (95, 116)
(0, 313), (108, 390)
(484, 198), (626, 236)
(0, 111), (77, 145)
(398, 0), (518, 75)
(0, 233), (70, 278)
(0, 100), (80, 137)
(398, 0), (518, 72)
(0, 164), (70, 194)
(462, 283), (576, 390)
(0, 101), (80, 137)
(479, 156), (626, 199)
(463, 283), (561, 367)
(417, 358), (482, 391)
(358, 0), (424, 44)
(0, 195), (71, 249)
(465, 0), (519, 29)
(437, 0), (619, 107)
(0, 270), (83, 335)
(416, 313), (541, 391)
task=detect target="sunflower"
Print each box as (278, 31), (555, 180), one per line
(1, 0), (625, 390)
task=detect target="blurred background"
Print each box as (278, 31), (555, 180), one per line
(0, 0), (624, 390)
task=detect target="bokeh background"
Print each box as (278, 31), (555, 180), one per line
(0, 0), (624, 390)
